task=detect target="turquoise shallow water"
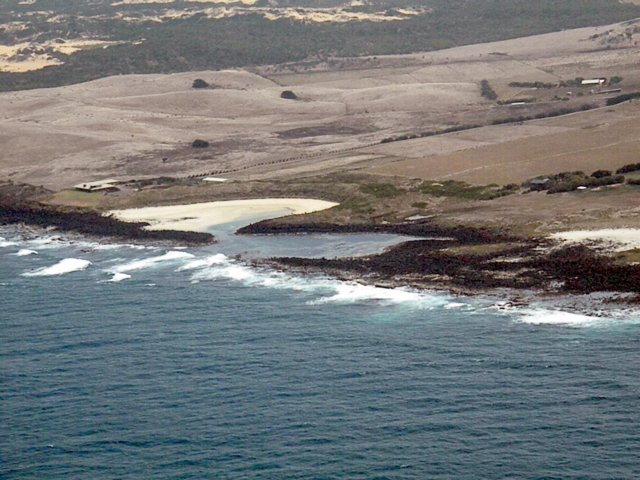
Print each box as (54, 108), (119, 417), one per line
(1, 227), (640, 479)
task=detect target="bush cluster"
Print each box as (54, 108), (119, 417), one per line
(191, 139), (210, 148)
(192, 79), (209, 89)
(508, 81), (556, 89)
(591, 169), (612, 179)
(524, 171), (625, 194)
(606, 91), (640, 106)
(616, 163), (640, 174)
(492, 104), (595, 125)
(480, 80), (498, 101)
(381, 103), (597, 146)
(380, 124), (481, 144)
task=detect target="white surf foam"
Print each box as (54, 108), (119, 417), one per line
(111, 251), (195, 273)
(13, 249), (38, 256)
(0, 238), (17, 247)
(24, 236), (63, 249)
(177, 254), (228, 271)
(309, 283), (426, 305)
(109, 272), (132, 282)
(191, 256), (451, 308)
(516, 309), (637, 327)
(22, 258), (91, 277)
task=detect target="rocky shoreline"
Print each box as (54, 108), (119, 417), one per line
(0, 202), (215, 246)
(240, 219), (640, 304)
(2, 186), (639, 306)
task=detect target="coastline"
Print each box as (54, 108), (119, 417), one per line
(0, 201), (215, 246)
(238, 218), (640, 309)
(2, 184), (639, 309)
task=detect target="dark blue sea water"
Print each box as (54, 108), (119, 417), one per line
(2, 226), (640, 479)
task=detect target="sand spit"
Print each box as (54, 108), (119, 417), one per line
(109, 199), (339, 232)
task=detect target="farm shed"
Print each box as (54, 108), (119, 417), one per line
(74, 179), (119, 192)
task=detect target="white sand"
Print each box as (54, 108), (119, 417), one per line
(108, 198), (338, 232)
(550, 229), (640, 251)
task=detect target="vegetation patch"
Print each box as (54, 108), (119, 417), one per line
(492, 103), (596, 125)
(4, 0), (639, 91)
(524, 171), (626, 193)
(508, 81), (556, 89)
(280, 90), (299, 100)
(191, 79), (210, 89)
(606, 91), (640, 106)
(616, 163), (640, 174)
(419, 180), (519, 200)
(191, 139), (210, 148)
(359, 183), (403, 198)
(480, 79), (498, 101)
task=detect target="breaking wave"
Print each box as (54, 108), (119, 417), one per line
(5, 226), (637, 322)
(22, 258), (92, 277)
(109, 272), (132, 282)
(517, 308), (638, 327)
(13, 249), (38, 256)
(0, 237), (17, 248)
(188, 253), (451, 309)
(177, 254), (228, 271)
(111, 251), (195, 273)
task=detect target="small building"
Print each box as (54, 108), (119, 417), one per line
(202, 177), (228, 183)
(581, 78), (607, 86)
(74, 179), (119, 192)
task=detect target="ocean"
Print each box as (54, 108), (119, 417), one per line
(2, 224), (640, 479)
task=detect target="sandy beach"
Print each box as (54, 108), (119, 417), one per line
(108, 198), (338, 232)
(550, 229), (640, 251)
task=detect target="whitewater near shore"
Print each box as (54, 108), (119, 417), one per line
(1, 225), (638, 327)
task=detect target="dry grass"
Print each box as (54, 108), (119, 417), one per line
(365, 105), (640, 185)
(2, 19), (640, 191)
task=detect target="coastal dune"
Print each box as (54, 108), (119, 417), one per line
(108, 198), (339, 232)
